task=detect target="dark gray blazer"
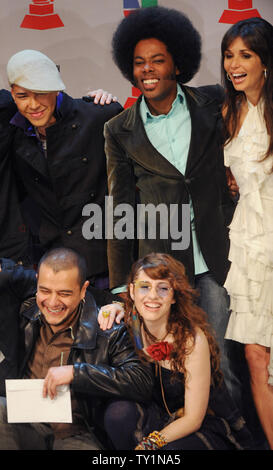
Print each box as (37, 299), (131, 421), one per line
(104, 84), (234, 288)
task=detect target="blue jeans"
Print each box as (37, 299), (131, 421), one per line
(194, 272), (243, 410)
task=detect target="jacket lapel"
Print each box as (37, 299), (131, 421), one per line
(120, 99), (183, 179)
(183, 86), (221, 176)
(71, 292), (98, 350)
(120, 88), (221, 179)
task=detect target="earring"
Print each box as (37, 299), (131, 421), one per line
(264, 69), (267, 79)
(131, 303), (143, 350)
(226, 72), (232, 82)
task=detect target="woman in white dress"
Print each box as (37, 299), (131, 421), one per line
(221, 17), (273, 449)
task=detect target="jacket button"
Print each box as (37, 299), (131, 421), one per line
(82, 157), (88, 163)
(67, 230), (72, 235)
(34, 176), (39, 183)
(72, 124), (77, 129)
(185, 178), (191, 184)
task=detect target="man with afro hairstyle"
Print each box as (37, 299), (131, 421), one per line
(104, 7), (239, 405)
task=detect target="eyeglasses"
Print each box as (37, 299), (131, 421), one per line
(133, 280), (173, 298)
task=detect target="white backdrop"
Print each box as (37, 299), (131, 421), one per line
(0, 0), (272, 106)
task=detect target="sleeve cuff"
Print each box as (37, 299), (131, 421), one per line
(111, 285), (127, 294)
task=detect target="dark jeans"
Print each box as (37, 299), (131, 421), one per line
(194, 272), (242, 408)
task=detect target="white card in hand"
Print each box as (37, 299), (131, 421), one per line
(5, 379), (72, 423)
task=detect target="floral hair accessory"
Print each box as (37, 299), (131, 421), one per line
(146, 341), (173, 361)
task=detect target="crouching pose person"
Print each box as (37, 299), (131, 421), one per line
(0, 248), (153, 450)
(99, 253), (253, 450)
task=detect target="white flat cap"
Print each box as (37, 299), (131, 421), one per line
(7, 49), (65, 92)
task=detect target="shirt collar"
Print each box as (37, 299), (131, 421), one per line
(10, 91), (64, 135)
(140, 83), (184, 124)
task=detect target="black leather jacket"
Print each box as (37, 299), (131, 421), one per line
(0, 258), (124, 392)
(0, 258), (154, 442)
(0, 258), (36, 394)
(17, 292), (154, 440)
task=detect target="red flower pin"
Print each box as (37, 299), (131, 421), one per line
(146, 341), (173, 361)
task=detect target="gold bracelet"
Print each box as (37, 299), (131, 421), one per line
(147, 430), (168, 448)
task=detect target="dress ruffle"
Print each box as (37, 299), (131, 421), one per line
(224, 100), (273, 385)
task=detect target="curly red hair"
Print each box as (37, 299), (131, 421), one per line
(124, 252), (222, 385)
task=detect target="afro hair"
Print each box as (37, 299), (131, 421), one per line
(112, 6), (201, 85)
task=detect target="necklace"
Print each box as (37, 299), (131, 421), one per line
(142, 321), (169, 345)
(140, 321), (174, 417)
(156, 363), (173, 417)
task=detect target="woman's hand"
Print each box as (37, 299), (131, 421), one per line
(98, 303), (125, 330)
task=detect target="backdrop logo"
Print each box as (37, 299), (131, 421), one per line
(123, 0), (158, 108)
(123, 0), (157, 16)
(21, 0), (64, 30)
(219, 0), (261, 24)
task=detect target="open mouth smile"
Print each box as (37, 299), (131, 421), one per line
(144, 302), (162, 310)
(141, 78), (159, 90)
(45, 305), (65, 315)
(231, 73), (247, 84)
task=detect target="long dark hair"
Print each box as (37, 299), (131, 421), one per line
(221, 17), (273, 169)
(124, 252), (222, 386)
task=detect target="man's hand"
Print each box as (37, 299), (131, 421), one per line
(226, 167), (239, 199)
(43, 365), (74, 400)
(87, 89), (118, 105)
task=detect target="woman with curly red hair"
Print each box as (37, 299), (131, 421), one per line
(100, 253), (253, 450)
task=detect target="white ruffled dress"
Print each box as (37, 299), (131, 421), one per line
(224, 99), (273, 385)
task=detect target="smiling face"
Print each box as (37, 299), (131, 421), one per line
(36, 264), (89, 332)
(224, 36), (266, 104)
(11, 84), (58, 135)
(133, 38), (179, 114)
(130, 270), (175, 328)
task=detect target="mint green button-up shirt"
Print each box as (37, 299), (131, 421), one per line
(139, 84), (208, 275)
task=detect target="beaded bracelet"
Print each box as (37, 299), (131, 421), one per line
(147, 431), (168, 448)
(135, 437), (158, 450)
(135, 431), (168, 450)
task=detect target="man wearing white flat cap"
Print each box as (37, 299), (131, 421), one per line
(7, 49), (122, 287)
(8, 49), (66, 137)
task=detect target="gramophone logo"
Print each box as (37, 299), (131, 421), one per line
(123, 0), (157, 17)
(219, 0), (261, 24)
(21, 0), (64, 30)
(123, 0), (157, 108)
